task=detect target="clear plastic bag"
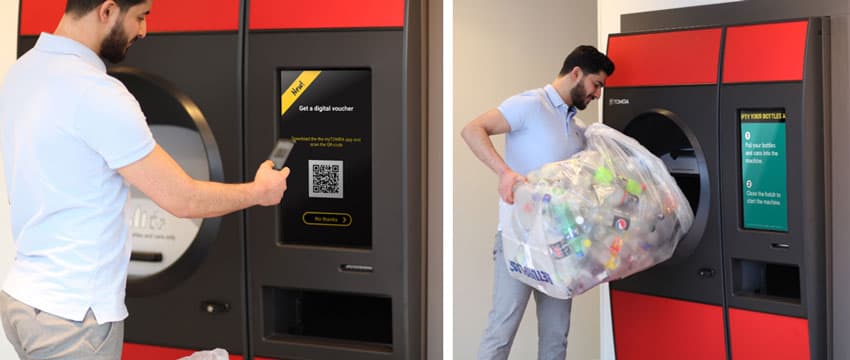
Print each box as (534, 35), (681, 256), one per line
(502, 123), (694, 299)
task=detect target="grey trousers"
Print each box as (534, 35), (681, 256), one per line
(0, 291), (124, 360)
(478, 232), (573, 360)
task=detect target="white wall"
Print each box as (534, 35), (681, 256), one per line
(595, 1), (740, 359)
(0, 1), (19, 358)
(453, 1), (600, 359)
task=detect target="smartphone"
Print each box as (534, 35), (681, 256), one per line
(269, 139), (294, 170)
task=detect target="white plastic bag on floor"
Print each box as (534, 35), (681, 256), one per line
(502, 123), (694, 299)
(178, 348), (229, 360)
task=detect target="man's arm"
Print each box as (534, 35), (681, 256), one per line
(118, 144), (289, 218)
(460, 109), (525, 204)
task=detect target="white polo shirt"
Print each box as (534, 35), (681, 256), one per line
(0, 33), (155, 323)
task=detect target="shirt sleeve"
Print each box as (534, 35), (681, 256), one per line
(497, 92), (538, 134)
(74, 78), (155, 169)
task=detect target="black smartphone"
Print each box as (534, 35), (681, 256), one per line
(268, 139), (294, 170)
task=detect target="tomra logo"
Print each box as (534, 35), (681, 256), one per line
(608, 98), (630, 105)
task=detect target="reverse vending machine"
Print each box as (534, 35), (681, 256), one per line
(604, 19), (829, 359)
(244, 0), (424, 359)
(19, 0), (249, 358)
(17, 1), (425, 358)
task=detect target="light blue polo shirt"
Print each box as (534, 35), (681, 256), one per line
(0, 33), (155, 323)
(497, 84), (586, 230)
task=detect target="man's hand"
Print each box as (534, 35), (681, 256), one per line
(498, 169), (527, 204)
(253, 160), (290, 206)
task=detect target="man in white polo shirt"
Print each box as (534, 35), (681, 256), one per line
(0, 1), (291, 359)
(461, 45), (614, 360)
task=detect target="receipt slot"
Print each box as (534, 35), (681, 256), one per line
(604, 19), (829, 359)
(244, 1), (425, 359)
(18, 1), (248, 358)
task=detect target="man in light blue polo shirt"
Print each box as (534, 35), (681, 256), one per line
(461, 45), (614, 360)
(0, 1), (291, 359)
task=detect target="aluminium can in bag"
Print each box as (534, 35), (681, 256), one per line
(501, 123), (694, 299)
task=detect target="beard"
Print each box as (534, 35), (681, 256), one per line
(99, 21), (132, 64)
(569, 80), (590, 110)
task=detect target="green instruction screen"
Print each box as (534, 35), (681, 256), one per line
(739, 108), (788, 232)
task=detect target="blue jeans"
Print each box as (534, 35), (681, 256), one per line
(478, 232), (573, 360)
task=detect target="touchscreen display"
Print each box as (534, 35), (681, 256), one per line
(278, 69), (373, 248)
(739, 108), (788, 232)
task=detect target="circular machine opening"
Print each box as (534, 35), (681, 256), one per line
(622, 109), (708, 260)
(110, 67), (224, 296)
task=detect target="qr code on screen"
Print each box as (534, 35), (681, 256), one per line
(308, 160), (343, 199)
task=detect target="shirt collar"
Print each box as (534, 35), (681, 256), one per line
(34, 32), (106, 73)
(544, 84), (578, 120)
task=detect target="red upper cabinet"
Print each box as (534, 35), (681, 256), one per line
(722, 20), (808, 83)
(19, 0), (240, 35)
(249, 0), (404, 30)
(606, 28), (722, 88)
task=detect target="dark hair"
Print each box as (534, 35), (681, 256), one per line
(559, 45), (615, 77)
(65, 0), (147, 16)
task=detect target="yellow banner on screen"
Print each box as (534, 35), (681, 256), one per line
(281, 70), (321, 115)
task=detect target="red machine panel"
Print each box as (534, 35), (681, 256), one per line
(18, 0), (63, 36)
(19, 0), (239, 35)
(728, 308), (810, 360)
(611, 290), (726, 359)
(722, 20), (808, 83)
(606, 28), (722, 88)
(144, 0), (239, 33)
(249, 0), (404, 30)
